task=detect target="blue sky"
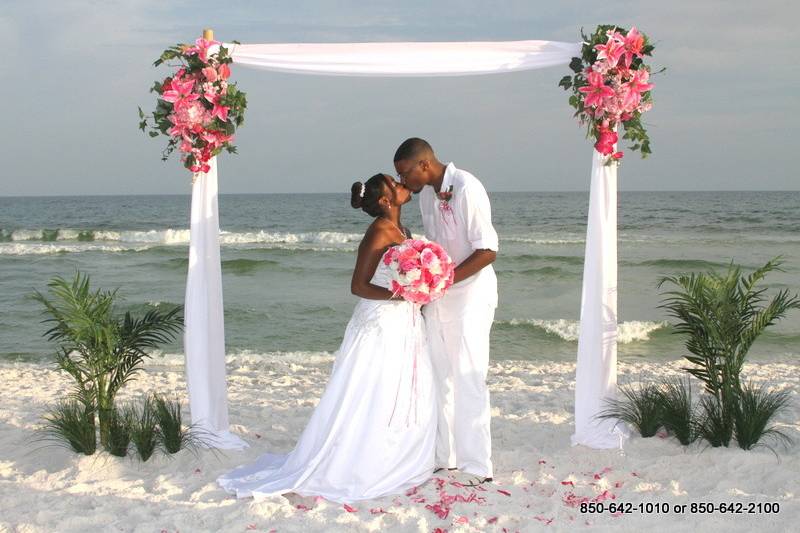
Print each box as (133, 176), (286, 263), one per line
(1, 0), (797, 194)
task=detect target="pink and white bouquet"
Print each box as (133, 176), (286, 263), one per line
(559, 25), (660, 163)
(139, 38), (247, 174)
(383, 239), (456, 305)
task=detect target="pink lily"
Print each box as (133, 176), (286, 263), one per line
(622, 27), (645, 67)
(162, 78), (198, 105)
(595, 33), (625, 68)
(578, 71), (614, 108)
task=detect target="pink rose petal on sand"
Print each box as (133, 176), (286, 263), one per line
(487, 516), (499, 524)
(497, 489), (511, 496)
(343, 504), (358, 513)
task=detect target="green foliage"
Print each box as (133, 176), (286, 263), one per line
(34, 271), (183, 449)
(105, 406), (132, 457)
(153, 395), (202, 455)
(696, 394), (733, 447)
(655, 257), (798, 450)
(658, 258), (800, 401)
(40, 400), (97, 455)
(733, 383), (792, 452)
(130, 396), (160, 461)
(658, 377), (698, 445)
(599, 382), (663, 437)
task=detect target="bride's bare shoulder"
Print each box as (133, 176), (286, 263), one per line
(360, 219), (394, 249)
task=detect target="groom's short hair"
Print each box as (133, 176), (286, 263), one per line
(394, 138), (433, 162)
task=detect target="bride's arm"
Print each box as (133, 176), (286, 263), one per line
(350, 227), (398, 300)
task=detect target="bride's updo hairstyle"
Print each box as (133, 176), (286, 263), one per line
(351, 173), (387, 218)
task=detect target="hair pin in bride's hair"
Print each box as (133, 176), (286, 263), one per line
(359, 183), (366, 198)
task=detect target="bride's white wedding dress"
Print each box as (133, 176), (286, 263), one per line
(217, 254), (436, 503)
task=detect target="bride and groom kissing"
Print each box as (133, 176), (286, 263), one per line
(218, 137), (499, 503)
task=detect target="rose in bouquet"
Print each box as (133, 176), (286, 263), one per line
(559, 25), (661, 164)
(138, 38), (247, 175)
(382, 239), (456, 305)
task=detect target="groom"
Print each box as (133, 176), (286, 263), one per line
(394, 138), (498, 482)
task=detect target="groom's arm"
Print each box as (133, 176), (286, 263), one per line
(453, 249), (496, 284)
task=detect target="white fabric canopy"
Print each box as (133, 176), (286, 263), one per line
(185, 38), (622, 450)
(227, 40), (580, 76)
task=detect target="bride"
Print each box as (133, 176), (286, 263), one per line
(218, 174), (437, 503)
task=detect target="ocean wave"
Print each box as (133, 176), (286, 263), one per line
(144, 350), (336, 368)
(0, 229), (364, 255)
(0, 228), (362, 245)
(497, 318), (669, 344)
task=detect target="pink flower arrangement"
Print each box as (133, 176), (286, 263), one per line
(559, 25), (660, 163)
(139, 38), (247, 175)
(382, 239), (456, 305)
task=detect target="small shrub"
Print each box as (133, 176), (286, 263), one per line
(733, 382), (792, 452)
(130, 396), (159, 461)
(105, 406), (132, 457)
(599, 382), (663, 438)
(659, 377), (698, 445)
(154, 395), (201, 454)
(40, 400), (97, 455)
(696, 395), (733, 447)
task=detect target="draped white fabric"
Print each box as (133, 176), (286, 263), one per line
(227, 40), (581, 76)
(184, 38), (621, 450)
(185, 157), (248, 450)
(571, 149), (629, 449)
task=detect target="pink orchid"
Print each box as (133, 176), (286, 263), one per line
(595, 33), (626, 68)
(578, 71), (614, 108)
(162, 78), (198, 105)
(622, 27), (645, 67)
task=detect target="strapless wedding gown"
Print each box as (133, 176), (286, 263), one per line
(217, 257), (436, 503)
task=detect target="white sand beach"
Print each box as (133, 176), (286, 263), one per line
(1, 353), (797, 532)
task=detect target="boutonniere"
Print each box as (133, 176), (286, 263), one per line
(437, 185), (454, 203)
(437, 185), (456, 225)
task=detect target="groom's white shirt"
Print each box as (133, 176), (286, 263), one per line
(419, 162), (499, 320)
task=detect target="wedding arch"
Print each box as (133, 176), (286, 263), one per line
(145, 28), (656, 450)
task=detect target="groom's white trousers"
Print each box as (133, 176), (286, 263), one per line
(425, 305), (495, 478)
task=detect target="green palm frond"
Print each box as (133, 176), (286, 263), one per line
(34, 271), (184, 449)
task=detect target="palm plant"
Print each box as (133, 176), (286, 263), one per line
(658, 257), (799, 447)
(34, 272), (183, 448)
